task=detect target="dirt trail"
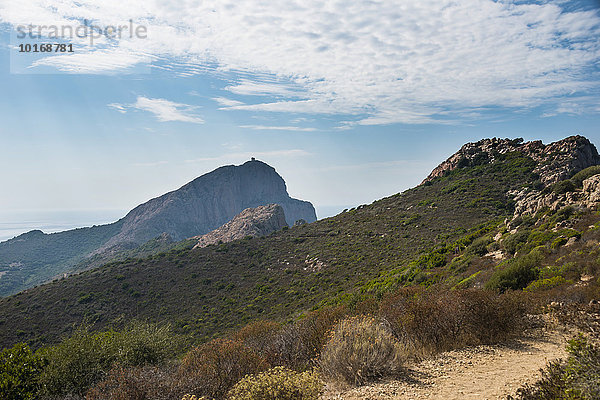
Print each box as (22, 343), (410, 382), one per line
(322, 330), (568, 400)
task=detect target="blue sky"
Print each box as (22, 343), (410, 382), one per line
(1, 0), (600, 228)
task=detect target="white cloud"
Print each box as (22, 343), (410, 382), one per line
(133, 97), (204, 123)
(225, 80), (305, 97)
(109, 96), (204, 124)
(213, 97), (245, 107)
(31, 49), (150, 73)
(239, 125), (317, 132)
(542, 96), (600, 117)
(108, 103), (127, 113)
(3, 0), (600, 124)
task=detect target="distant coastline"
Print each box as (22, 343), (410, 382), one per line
(0, 206), (355, 243)
(0, 209), (126, 242)
(0, 206), (356, 243)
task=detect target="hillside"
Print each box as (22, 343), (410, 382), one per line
(0, 222), (124, 298)
(0, 159), (316, 297)
(0, 135), (598, 350)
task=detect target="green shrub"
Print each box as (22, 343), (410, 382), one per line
(38, 327), (117, 396)
(524, 276), (569, 292)
(447, 254), (472, 272)
(319, 316), (405, 386)
(466, 236), (492, 256)
(550, 237), (568, 250)
(552, 180), (576, 195)
(38, 322), (180, 396)
(227, 366), (323, 400)
(552, 206), (575, 223)
(0, 343), (46, 400)
(176, 339), (268, 399)
(504, 230), (531, 255)
(486, 250), (543, 292)
(113, 321), (181, 367)
(571, 165), (600, 187)
(563, 334), (600, 398)
(512, 334), (600, 399)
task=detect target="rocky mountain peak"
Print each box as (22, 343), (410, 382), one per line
(101, 159), (316, 248)
(423, 135), (600, 186)
(193, 203), (288, 248)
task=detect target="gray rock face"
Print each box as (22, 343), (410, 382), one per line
(102, 159), (316, 248)
(193, 204), (287, 248)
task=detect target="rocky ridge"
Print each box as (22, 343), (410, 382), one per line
(423, 135), (600, 221)
(423, 135), (600, 186)
(193, 204), (288, 249)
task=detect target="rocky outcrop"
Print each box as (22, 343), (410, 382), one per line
(511, 174), (600, 217)
(423, 135), (600, 186)
(101, 159), (316, 249)
(582, 175), (600, 204)
(422, 135), (600, 221)
(193, 204), (287, 248)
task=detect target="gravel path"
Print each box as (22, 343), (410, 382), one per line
(322, 330), (568, 400)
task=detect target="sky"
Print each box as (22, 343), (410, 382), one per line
(1, 0), (600, 234)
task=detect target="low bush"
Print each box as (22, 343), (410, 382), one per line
(504, 230), (531, 255)
(0, 343), (46, 400)
(512, 334), (600, 400)
(319, 316), (405, 386)
(38, 327), (117, 396)
(116, 321), (184, 367)
(38, 322), (180, 397)
(550, 237), (568, 249)
(551, 206), (576, 224)
(486, 249), (543, 292)
(231, 320), (281, 356)
(268, 306), (349, 370)
(379, 288), (526, 355)
(552, 180), (576, 195)
(447, 254), (472, 272)
(176, 339), (268, 399)
(524, 276), (569, 292)
(86, 364), (175, 400)
(571, 165), (600, 187)
(466, 236), (492, 256)
(227, 366), (323, 400)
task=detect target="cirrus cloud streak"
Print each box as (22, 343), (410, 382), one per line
(109, 96), (204, 124)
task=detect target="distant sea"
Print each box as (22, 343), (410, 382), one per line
(0, 210), (127, 243)
(0, 206), (352, 243)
